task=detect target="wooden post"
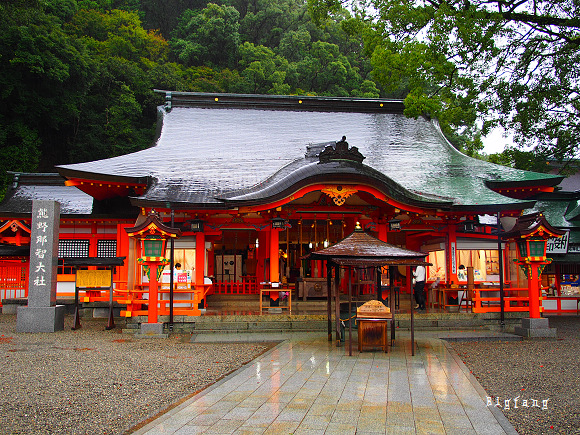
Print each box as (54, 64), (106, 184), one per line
(410, 267), (415, 356)
(299, 221), (304, 278)
(148, 263), (159, 323)
(327, 261), (332, 341)
(106, 267), (115, 330)
(389, 266), (395, 344)
(269, 228), (279, 283)
(466, 266), (474, 313)
(378, 221), (387, 242)
(334, 264), (341, 346)
(195, 231), (205, 310)
(529, 265), (542, 318)
(72, 267), (81, 330)
(448, 224), (457, 283)
(286, 228), (290, 278)
(376, 266), (381, 302)
(348, 266), (352, 356)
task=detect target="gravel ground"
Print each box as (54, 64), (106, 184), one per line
(0, 314), (273, 435)
(451, 316), (580, 435)
(2, 313), (578, 435)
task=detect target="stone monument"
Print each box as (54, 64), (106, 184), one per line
(17, 200), (65, 332)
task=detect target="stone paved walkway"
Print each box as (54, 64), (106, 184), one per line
(133, 331), (518, 434)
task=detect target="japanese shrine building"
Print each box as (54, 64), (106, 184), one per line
(1, 92), (579, 316)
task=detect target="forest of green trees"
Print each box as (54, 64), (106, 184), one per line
(3, 0), (571, 198)
(0, 0), (389, 195)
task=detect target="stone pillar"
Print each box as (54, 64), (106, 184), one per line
(17, 200), (65, 332)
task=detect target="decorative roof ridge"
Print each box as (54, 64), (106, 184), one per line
(535, 190), (580, 201)
(154, 90), (406, 114)
(305, 141), (334, 158)
(218, 158), (453, 209)
(0, 173), (69, 212)
(6, 172), (66, 187)
(318, 136), (365, 164)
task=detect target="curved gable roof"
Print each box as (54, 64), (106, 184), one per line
(57, 92), (561, 211)
(0, 173), (93, 217)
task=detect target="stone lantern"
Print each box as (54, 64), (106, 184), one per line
(502, 212), (564, 336)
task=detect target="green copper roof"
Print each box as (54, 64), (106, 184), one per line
(529, 199), (580, 243)
(564, 199), (580, 221)
(530, 200), (579, 229)
(57, 92), (562, 210)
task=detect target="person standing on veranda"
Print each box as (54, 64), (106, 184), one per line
(413, 265), (426, 311)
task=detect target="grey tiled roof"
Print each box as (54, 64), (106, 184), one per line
(0, 173), (93, 216)
(56, 93), (562, 210)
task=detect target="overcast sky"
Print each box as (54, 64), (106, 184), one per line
(482, 128), (513, 154)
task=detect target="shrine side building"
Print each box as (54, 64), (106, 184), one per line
(1, 92), (579, 316)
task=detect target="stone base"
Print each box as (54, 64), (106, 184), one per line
(16, 305), (65, 333)
(135, 322), (167, 339)
(514, 317), (557, 338)
(268, 307), (283, 314)
(92, 307), (122, 318)
(1, 299), (27, 315)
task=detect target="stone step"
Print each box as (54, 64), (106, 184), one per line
(122, 311), (525, 335)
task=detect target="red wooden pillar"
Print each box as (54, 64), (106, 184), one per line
(192, 231), (205, 312)
(378, 221), (387, 242)
(195, 232), (205, 287)
(117, 224), (132, 290)
(555, 263), (561, 294)
(89, 222), (98, 258)
(270, 228), (279, 283)
(148, 263), (159, 323)
(316, 260), (323, 278)
(447, 223), (457, 284)
(254, 231), (265, 282)
(528, 264), (542, 318)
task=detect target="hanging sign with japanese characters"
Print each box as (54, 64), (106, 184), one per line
(546, 230), (569, 254)
(28, 200), (60, 307)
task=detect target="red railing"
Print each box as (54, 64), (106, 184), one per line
(472, 288), (530, 313)
(0, 264), (28, 306)
(212, 276), (258, 294)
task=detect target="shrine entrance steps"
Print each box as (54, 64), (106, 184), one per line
(121, 313), (525, 336)
(120, 293), (528, 335)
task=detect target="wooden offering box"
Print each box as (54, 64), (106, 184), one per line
(357, 300), (392, 352)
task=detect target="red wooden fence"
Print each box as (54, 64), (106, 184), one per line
(0, 263), (28, 306)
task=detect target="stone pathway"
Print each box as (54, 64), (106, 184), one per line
(133, 331), (518, 434)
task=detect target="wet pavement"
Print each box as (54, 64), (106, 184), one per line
(133, 331), (518, 435)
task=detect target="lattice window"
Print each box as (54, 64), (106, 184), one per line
(529, 241), (545, 257)
(58, 240), (89, 258)
(97, 240), (117, 258)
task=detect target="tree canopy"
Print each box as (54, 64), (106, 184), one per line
(309, 0), (580, 159)
(0, 0), (381, 198)
(2, 0), (575, 199)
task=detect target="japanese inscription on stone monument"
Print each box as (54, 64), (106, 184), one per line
(28, 200), (60, 307)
